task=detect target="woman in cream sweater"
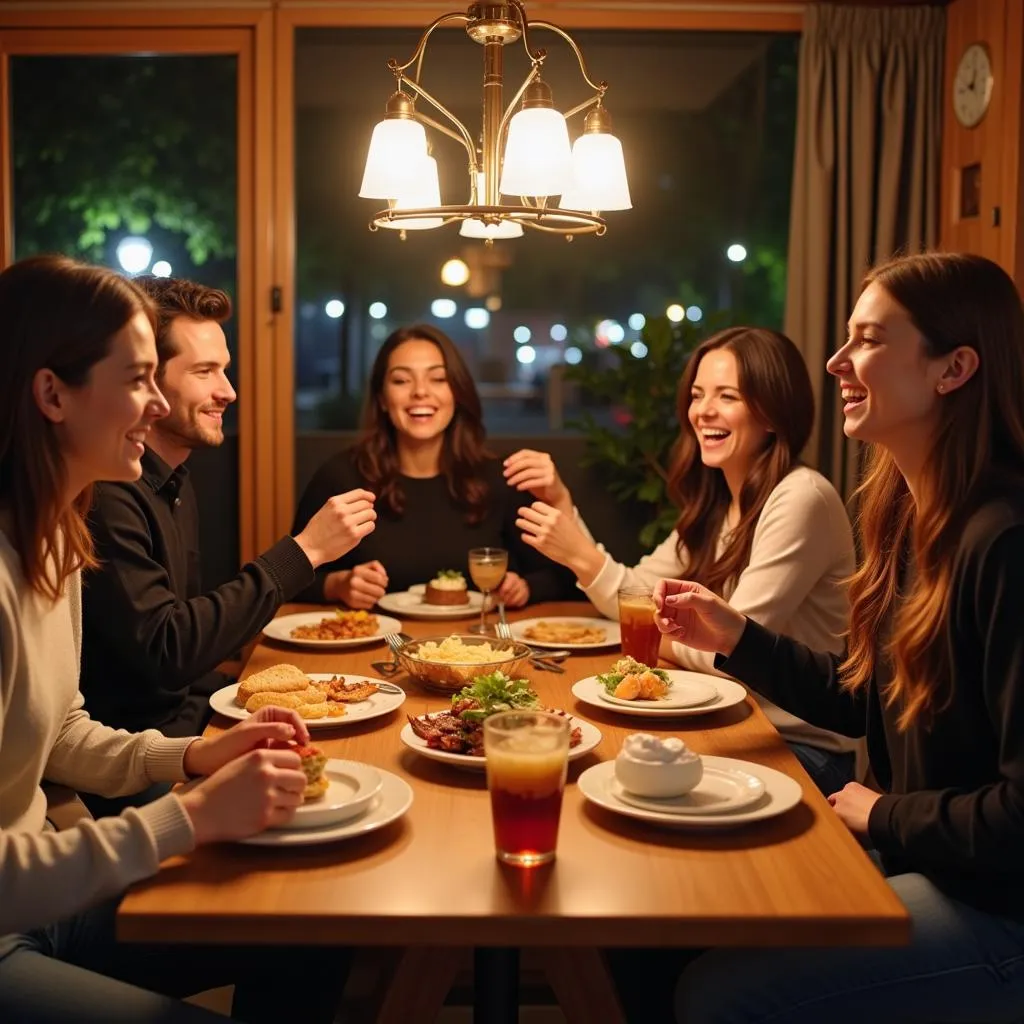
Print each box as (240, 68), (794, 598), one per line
(0, 256), (342, 1022)
(510, 326), (860, 795)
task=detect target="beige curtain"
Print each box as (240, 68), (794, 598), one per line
(784, 4), (944, 498)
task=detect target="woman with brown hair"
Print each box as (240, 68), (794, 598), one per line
(293, 322), (573, 608)
(657, 253), (1024, 1023)
(0, 255), (343, 1023)
(513, 327), (859, 794)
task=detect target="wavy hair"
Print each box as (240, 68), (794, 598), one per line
(0, 255), (155, 599)
(841, 253), (1024, 728)
(668, 327), (814, 596)
(351, 324), (492, 524)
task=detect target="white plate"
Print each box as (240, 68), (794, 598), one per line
(262, 611), (403, 649)
(578, 756), (802, 829)
(599, 673), (718, 709)
(209, 673), (406, 729)
(283, 759), (383, 830)
(613, 764), (765, 816)
(239, 769), (413, 846)
(400, 714), (602, 771)
(378, 583), (484, 620)
(572, 672), (748, 717)
(509, 616), (622, 650)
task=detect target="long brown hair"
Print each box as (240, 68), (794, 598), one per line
(0, 255), (155, 599)
(841, 253), (1024, 728)
(668, 327), (814, 596)
(352, 323), (492, 523)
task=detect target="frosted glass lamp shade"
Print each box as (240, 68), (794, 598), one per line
(459, 218), (524, 239)
(378, 155), (443, 230)
(560, 132), (632, 212)
(499, 108), (572, 197)
(359, 118), (428, 199)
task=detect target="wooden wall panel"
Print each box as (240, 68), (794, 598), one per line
(940, 0), (1024, 286)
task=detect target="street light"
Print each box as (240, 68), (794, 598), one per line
(726, 243), (747, 263)
(116, 236), (153, 275)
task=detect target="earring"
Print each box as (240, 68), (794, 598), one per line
(937, 384), (945, 394)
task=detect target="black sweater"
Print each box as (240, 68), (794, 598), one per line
(80, 449), (314, 736)
(292, 450), (576, 604)
(718, 486), (1024, 920)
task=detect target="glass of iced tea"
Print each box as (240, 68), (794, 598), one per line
(484, 710), (570, 867)
(617, 585), (661, 666)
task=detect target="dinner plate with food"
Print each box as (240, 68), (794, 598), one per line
(261, 609), (402, 648)
(399, 671), (601, 770)
(377, 571), (484, 620)
(240, 760), (413, 847)
(209, 664), (406, 728)
(571, 657), (748, 717)
(508, 616), (621, 650)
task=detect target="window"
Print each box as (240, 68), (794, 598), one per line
(294, 28), (798, 437)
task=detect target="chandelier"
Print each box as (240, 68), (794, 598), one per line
(358, 1), (632, 241)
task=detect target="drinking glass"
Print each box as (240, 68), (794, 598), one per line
(484, 710), (570, 867)
(468, 546), (508, 635)
(617, 585), (661, 666)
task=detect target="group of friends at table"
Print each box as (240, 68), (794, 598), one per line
(0, 249), (1023, 1023)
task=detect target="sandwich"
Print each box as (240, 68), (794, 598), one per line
(297, 744), (329, 801)
(235, 664), (309, 707)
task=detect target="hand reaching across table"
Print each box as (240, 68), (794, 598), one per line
(324, 559), (389, 609)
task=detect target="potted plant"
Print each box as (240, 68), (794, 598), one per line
(565, 316), (704, 549)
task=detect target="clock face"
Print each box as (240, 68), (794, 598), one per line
(953, 43), (993, 128)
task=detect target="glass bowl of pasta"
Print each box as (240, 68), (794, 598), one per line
(394, 634), (532, 693)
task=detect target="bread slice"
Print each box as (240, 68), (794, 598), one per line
(236, 664), (309, 706)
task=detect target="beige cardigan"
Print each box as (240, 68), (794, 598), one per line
(0, 527), (196, 936)
(581, 466), (863, 760)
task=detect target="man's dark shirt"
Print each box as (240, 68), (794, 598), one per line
(80, 448), (314, 737)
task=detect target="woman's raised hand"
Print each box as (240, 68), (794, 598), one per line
(516, 502), (605, 585)
(503, 449), (572, 512)
(652, 579), (746, 657)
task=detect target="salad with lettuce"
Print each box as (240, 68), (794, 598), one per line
(451, 671), (540, 721)
(595, 656), (670, 695)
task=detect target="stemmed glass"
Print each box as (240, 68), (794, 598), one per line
(468, 547), (508, 635)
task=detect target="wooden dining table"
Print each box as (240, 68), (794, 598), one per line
(118, 600), (909, 1022)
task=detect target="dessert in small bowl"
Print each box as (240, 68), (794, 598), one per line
(424, 569), (470, 606)
(395, 633), (531, 693)
(614, 733), (703, 798)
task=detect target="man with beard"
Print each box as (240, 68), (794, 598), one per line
(79, 278), (375, 809)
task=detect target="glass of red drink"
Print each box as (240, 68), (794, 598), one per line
(484, 711), (570, 867)
(617, 585), (661, 666)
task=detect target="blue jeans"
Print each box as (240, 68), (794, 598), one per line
(787, 741), (856, 796)
(0, 896), (348, 1024)
(675, 871), (1024, 1023)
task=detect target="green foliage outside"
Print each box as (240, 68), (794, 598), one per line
(566, 316), (705, 549)
(11, 56), (237, 296)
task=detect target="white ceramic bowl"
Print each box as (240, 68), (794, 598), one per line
(614, 750), (704, 798)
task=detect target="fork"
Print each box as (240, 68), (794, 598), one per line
(373, 631), (412, 677)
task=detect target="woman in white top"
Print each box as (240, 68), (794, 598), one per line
(0, 256), (344, 1023)
(509, 326), (860, 794)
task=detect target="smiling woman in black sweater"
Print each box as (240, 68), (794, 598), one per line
(655, 252), (1024, 1024)
(293, 323), (573, 608)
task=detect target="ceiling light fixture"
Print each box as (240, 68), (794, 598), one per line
(358, 1), (631, 242)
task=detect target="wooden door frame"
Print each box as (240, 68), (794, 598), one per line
(0, 8), (277, 564)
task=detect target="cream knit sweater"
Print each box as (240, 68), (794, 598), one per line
(580, 466), (862, 760)
(0, 525), (196, 936)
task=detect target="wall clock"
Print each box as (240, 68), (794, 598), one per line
(953, 42), (994, 128)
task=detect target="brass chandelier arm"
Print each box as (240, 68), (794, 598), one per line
(397, 75), (478, 168)
(388, 11), (470, 79)
(562, 94), (602, 123)
(527, 19), (608, 96)
(413, 110), (473, 151)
